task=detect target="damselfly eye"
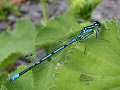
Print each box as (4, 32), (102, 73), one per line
(94, 23), (98, 26)
(93, 21), (101, 27)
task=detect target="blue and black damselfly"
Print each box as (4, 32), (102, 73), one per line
(10, 21), (101, 81)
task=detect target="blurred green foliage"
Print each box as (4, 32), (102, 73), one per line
(70, 0), (101, 19)
(0, 0), (20, 20)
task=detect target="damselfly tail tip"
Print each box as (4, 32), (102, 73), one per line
(9, 74), (20, 81)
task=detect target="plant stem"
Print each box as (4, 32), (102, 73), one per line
(41, 0), (48, 25)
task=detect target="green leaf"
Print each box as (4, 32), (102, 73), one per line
(3, 20), (120, 90)
(0, 19), (36, 69)
(53, 20), (120, 89)
(36, 14), (80, 47)
(32, 62), (55, 90)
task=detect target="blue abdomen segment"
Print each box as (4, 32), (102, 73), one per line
(84, 28), (93, 33)
(10, 73), (20, 81)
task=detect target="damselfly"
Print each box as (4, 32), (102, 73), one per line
(10, 21), (101, 81)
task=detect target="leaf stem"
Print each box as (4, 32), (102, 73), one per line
(41, 0), (48, 25)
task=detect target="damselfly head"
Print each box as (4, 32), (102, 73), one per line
(93, 21), (101, 27)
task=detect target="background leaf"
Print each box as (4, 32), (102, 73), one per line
(0, 19), (36, 69)
(36, 13), (80, 47)
(3, 20), (120, 90)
